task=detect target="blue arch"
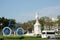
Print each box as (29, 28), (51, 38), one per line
(4, 28), (10, 35)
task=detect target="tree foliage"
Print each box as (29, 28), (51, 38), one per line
(0, 15), (60, 33)
(0, 17), (16, 30)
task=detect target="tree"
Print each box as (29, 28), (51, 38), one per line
(57, 15), (60, 26)
(39, 17), (45, 30)
(0, 17), (16, 30)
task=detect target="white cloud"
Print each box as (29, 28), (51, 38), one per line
(16, 6), (60, 22)
(40, 6), (60, 18)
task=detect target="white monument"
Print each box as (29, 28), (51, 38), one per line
(34, 12), (41, 34)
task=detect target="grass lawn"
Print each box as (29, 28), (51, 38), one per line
(0, 36), (48, 40)
(21, 38), (47, 40)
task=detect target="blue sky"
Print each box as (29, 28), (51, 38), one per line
(0, 0), (60, 23)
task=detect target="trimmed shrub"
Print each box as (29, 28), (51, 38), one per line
(36, 34), (41, 38)
(19, 36), (24, 39)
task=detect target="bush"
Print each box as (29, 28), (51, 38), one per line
(0, 36), (47, 40)
(0, 38), (3, 40)
(19, 36), (24, 39)
(36, 34), (41, 38)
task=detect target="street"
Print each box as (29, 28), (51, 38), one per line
(48, 39), (60, 40)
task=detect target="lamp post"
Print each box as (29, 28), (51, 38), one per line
(14, 23), (19, 36)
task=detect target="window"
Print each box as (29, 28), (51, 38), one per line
(47, 32), (55, 34)
(42, 32), (45, 34)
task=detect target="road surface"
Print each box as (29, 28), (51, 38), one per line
(48, 39), (60, 40)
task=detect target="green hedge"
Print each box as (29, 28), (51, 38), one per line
(0, 36), (47, 40)
(55, 36), (60, 39)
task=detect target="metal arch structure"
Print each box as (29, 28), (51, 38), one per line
(2, 27), (12, 36)
(16, 28), (24, 36)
